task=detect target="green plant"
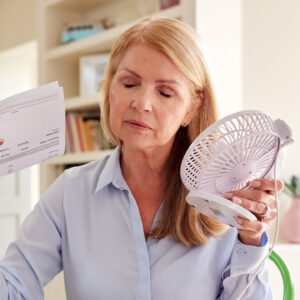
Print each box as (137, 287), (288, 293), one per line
(284, 175), (300, 198)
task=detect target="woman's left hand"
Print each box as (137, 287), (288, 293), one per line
(223, 178), (284, 246)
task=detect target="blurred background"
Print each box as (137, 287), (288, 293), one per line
(0, 0), (299, 299)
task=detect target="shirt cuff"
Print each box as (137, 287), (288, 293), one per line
(230, 234), (269, 276)
(238, 231), (268, 247)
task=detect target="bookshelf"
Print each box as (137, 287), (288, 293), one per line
(37, 0), (196, 194)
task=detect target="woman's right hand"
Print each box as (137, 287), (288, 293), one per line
(0, 139), (4, 146)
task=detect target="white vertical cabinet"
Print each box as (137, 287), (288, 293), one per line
(0, 168), (34, 257)
(0, 172), (20, 257)
(0, 40), (38, 258)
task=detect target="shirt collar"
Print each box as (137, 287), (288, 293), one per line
(94, 146), (129, 193)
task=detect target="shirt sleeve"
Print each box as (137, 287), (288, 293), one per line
(0, 172), (65, 300)
(217, 236), (273, 300)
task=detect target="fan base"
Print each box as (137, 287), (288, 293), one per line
(186, 190), (257, 228)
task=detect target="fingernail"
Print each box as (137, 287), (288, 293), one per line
(233, 196), (242, 204)
(223, 192), (233, 198)
(251, 180), (261, 187)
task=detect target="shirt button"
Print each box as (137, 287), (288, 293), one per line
(237, 248), (247, 256)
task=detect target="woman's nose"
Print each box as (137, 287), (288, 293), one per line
(131, 87), (153, 112)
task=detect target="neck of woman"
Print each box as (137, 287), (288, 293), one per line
(120, 144), (171, 195)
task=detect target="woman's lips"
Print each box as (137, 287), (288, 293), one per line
(125, 120), (152, 130)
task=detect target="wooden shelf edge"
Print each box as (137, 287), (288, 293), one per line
(45, 150), (113, 165)
(65, 94), (100, 111)
(44, 0), (62, 8)
(44, 0), (111, 9)
(45, 4), (183, 61)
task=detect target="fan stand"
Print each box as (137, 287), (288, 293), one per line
(186, 155), (259, 228)
(186, 190), (257, 228)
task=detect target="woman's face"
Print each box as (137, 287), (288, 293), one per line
(109, 43), (196, 152)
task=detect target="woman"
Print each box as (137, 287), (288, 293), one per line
(0, 18), (281, 299)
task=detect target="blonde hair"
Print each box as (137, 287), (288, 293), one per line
(100, 17), (228, 247)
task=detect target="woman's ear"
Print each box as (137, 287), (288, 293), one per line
(181, 92), (203, 127)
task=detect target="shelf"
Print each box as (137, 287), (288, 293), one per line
(45, 4), (183, 62)
(45, 150), (113, 165)
(65, 94), (100, 111)
(45, 0), (61, 8)
(45, 0), (116, 10)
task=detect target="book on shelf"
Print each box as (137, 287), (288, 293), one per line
(65, 111), (110, 153)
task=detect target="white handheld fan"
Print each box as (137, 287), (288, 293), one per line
(180, 110), (293, 228)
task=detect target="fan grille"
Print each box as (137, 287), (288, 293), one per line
(181, 111), (280, 194)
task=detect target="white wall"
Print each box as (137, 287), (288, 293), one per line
(196, 0), (242, 118)
(195, 0), (299, 181)
(242, 1), (300, 298)
(0, 0), (36, 52)
(0, 41), (37, 100)
(242, 0), (300, 181)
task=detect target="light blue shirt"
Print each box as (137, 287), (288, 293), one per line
(0, 147), (272, 299)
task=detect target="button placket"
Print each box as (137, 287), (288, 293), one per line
(128, 193), (151, 300)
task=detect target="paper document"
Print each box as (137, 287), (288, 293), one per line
(0, 82), (65, 176)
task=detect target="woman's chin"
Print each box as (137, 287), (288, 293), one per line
(122, 139), (153, 151)
(122, 138), (173, 154)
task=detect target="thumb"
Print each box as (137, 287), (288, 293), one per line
(0, 139), (4, 146)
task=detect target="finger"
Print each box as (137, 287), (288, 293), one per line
(266, 195), (278, 209)
(236, 217), (268, 234)
(224, 189), (268, 204)
(266, 190), (275, 196)
(232, 196), (277, 217)
(0, 139), (4, 146)
(248, 178), (284, 192)
(257, 203), (278, 221)
(224, 188), (279, 208)
(232, 196), (267, 215)
(233, 195), (278, 217)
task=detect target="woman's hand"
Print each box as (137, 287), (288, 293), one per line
(0, 139), (4, 146)
(223, 178), (284, 246)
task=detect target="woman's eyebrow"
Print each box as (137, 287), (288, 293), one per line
(155, 79), (181, 86)
(121, 68), (141, 78)
(120, 68), (181, 86)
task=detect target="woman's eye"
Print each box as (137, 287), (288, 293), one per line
(159, 87), (175, 98)
(160, 91), (172, 98)
(124, 84), (136, 88)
